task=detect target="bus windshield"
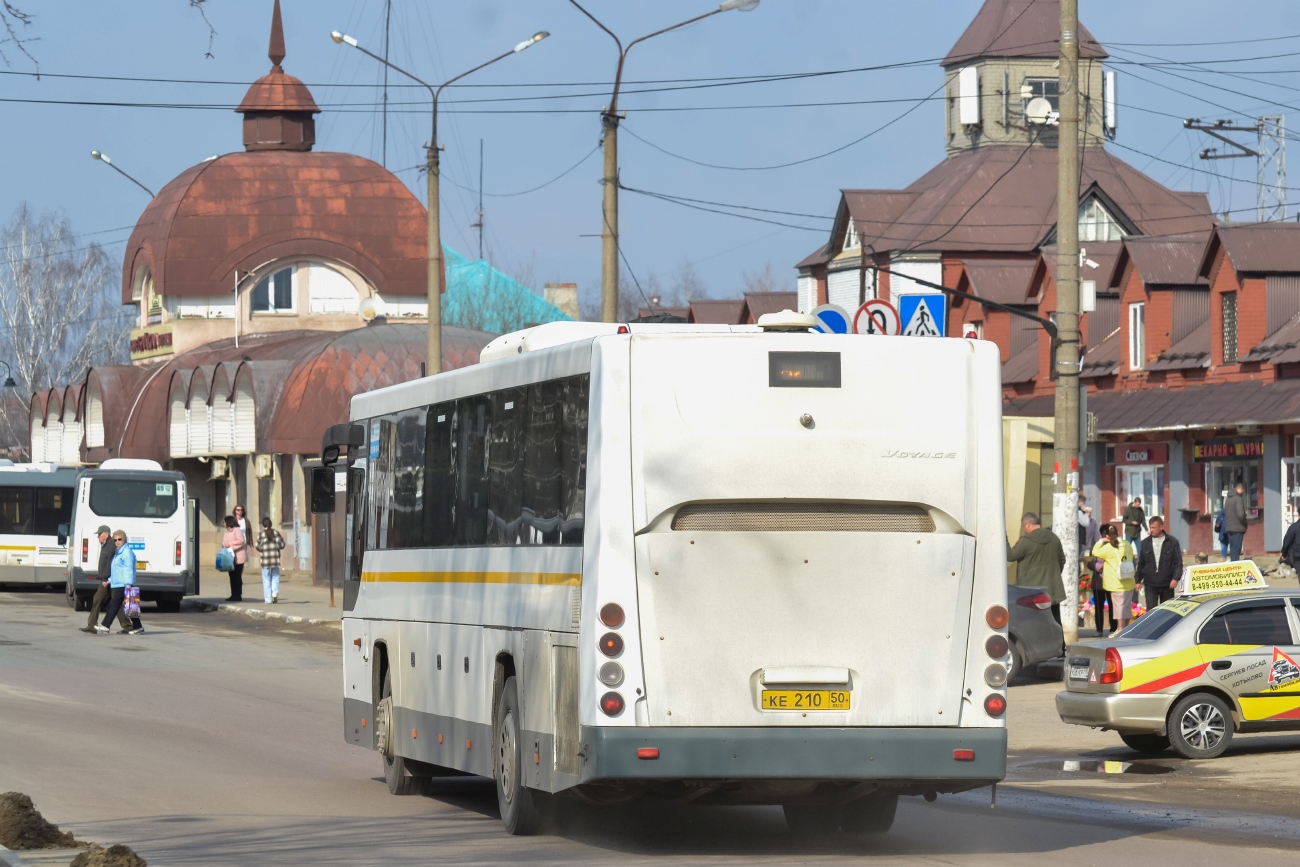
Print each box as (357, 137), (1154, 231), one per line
(89, 478), (179, 519)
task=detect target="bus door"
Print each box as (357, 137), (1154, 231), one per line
(186, 498), (200, 596)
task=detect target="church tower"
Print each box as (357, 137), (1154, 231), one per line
(941, 0), (1112, 154)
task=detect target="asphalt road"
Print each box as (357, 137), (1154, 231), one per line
(2, 587), (1299, 866)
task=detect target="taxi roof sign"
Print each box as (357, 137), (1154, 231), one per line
(1177, 560), (1267, 597)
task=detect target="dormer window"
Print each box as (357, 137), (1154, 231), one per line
(1023, 78), (1059, 113)
(252, 266), (294, 314)
(844, 221), (860, 251)
(1079, 196), (1123, 242)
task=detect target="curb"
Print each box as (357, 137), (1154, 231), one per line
(196, 601), (342, 631)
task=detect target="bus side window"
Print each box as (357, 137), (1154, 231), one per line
(455, 396), (491, 546)
(346, 464), (366, 583)
(423, 402), (456, 547)
(560, 374), (589, 544)
(488, 388), (527, 547)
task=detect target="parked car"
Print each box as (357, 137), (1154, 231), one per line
(1008, 584), (1063, 681)
(1056, 588), (1300, 759)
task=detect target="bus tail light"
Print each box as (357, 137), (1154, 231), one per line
(1099, 648), (1123, 684)
(598, 632), (624, 657)
(175, 541), (183, 566)
(81, 539), (88, 563)
(953, 749), (975, 761)
(600, 692), (624, 716)
(599, 603), (625, 628)
(985, 605), (1009, 629)
(985, 634), (1009, 659)
(1015, 592), (1052, 611)
(637, 748), (659, 760)
(984, 694), (1006, 717)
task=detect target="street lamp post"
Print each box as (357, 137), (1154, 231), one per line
(567, 0), (759, 323)
(332, 30), (548, 375)
(90, 151), (155, 197)
(0, 361), (16, 389)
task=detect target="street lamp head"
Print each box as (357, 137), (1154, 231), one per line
(90, 150), (110, 163)
(719, 0), (760, 10)
(514, 31), (549, 53)
(330, 31), (358, 47)
(2, 377), (14, 389)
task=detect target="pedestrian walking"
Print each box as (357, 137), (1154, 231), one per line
(1093, 523), (1136, 635)
(222, 515), (247, 602)
(1137, 516), (1183, 610)
(255, 517), (286, 604)
(98, 529), (144, 635)
(80, 525), (131, 634)
(1078, 497), (1113, 634)
(1224, 482), (1249, 561)
(1006, 512), (1067, 624)
(1214, 507), (1230, 561)
(1122, 497), (1147, 545)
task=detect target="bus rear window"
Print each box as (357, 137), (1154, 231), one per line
(89, 479), (179, 519)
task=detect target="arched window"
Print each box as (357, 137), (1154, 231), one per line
(252, 267), (294, 314)
(85, 378), (105, 449)
(305, 262), (362, 314)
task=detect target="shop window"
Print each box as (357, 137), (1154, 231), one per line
(1205, 462), (1259, 515)
(252, 267), (294, 314)
(1128, 302), (1146, 370)
(1222, 292), (1238, 363)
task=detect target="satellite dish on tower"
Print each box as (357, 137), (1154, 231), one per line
(1025, 97), (1053, 126)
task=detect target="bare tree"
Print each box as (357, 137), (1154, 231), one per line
(0, 205), (130, 452)
(0, 1), (216, 66)
(670, 258), (707, 302)
(742, 260), (784, 295)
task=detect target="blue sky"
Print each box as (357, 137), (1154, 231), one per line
(3, 1), (1300, 311)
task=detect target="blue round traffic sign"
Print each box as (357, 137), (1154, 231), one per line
(810, 304), (851, 334)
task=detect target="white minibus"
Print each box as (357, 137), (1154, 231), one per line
(314, 320), (1009, 836)
(65, 459), (197, 612)
(0, 461), (76, 587)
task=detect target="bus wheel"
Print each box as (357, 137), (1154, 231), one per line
(495, 676), (543, 835)
(377, 671), (422, 795)
(840, 793), (897, 835)
(783, 804), (842, 835)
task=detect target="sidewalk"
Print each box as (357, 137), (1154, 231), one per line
(190, 574), (344, 630)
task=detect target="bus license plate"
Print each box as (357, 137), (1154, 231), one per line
(761, 690), (849, 711)
(136, 562), (148, 572)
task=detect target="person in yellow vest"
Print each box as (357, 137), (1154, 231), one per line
(1092, 522), (1136, 635)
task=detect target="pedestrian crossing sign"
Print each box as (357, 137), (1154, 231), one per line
(897, 293), (947, 337)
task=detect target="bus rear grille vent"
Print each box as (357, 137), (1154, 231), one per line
(671, 502), (935, 533)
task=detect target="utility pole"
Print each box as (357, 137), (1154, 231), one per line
(1186, 117), (1287, 221)
(471, 139), (485, 261)
(1054, 0), (1081, 645)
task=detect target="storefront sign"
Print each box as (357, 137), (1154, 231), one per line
(129, 324), (174, 362)
(1119, 443), (1167, 465)
(1177, 560), (1267, 596)
(1193, 438), (1264, 462)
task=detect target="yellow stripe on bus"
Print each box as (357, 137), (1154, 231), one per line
(0, 545), (35, 552)
(361, 570), (581, 587)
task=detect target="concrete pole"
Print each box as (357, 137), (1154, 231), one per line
(427, 145), (443, 374)
(1055, 0), (1082, 645)
(601, 115), (620, 323)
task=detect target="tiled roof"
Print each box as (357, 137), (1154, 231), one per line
(742, 292), (799, 322)
(1081, 326), (1120, 379)
(1002, 343), (1038, 384)
(1115, 232), (1211, 288)
(943, 0), (1107, 67)
(1147, 319), (1211, 371)
(689, 299), (744, 324)
(962, 257), (1037, 304)
(1241, 313), (1300, 365)
(1203, 223), (1300, 275)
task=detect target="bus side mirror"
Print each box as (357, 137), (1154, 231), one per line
(57, 523), (69, 546)
(311, 467), (336, 514)
(322, 445), (341, 466)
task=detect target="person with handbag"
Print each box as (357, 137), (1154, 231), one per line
(1092, 523), (1136, 635)
(81, 525), (132, 634)
(221, 515), (247, 602)
(255, 517), (286, 604)
(98, 529), (144, 635)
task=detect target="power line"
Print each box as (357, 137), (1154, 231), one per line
(440, 145), (599, 198)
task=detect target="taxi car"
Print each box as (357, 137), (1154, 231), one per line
(1055, 564), (1300, 760)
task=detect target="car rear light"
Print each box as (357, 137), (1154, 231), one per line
(1015, 592), (1052, 610)
(598, 632), (624, 657)
(637, 748), (659, 760)
(175, 541), (183, 566)
(1099, 647), (1123, 684)
(985, 605), (1009, 629)
(985, 634), (1009, 659)
(599, 661), (624, 687)
(953, 749), (976, 761)
(600, 692), (625, 716)
(984, 663), (1008, 688)
(984, 694), (1007, 717)
(600, 602), (625, 628)
(81, 539), (88, 563)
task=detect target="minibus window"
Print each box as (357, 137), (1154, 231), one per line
(0, 487), (33, 534)
(89, 479), (179, 518)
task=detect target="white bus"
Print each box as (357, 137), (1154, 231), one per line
(65, 459), (197, 613)
(0, 461), (76, 587)
(314, 320), (1009, 836)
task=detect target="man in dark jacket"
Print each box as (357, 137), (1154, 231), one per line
(1224, 482), (1249, 561)
(1281, 517), (1300, 570)
(80, 525), (131, 634)
(1122, 497), (1147, 544)
(1007, 512), (1067, 624)
(1137, 516), (1183, 610)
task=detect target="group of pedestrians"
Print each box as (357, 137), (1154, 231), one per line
(221, 505), (285, 604)
(79, 525), (145, 635)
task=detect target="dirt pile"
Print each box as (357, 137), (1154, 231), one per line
(70, 843), (148, 867)
(0, 791), (80, 850)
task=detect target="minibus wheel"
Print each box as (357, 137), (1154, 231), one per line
(841, 792), (897, 835)
(378, 671), (423, 795)
(494, 676), (543, 835)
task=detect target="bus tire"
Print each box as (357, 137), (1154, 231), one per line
(494, 676), (543, 835)
(783, 804), (841, 835)
(840, 793), (897, 835)
(378, 670), (423, 795)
